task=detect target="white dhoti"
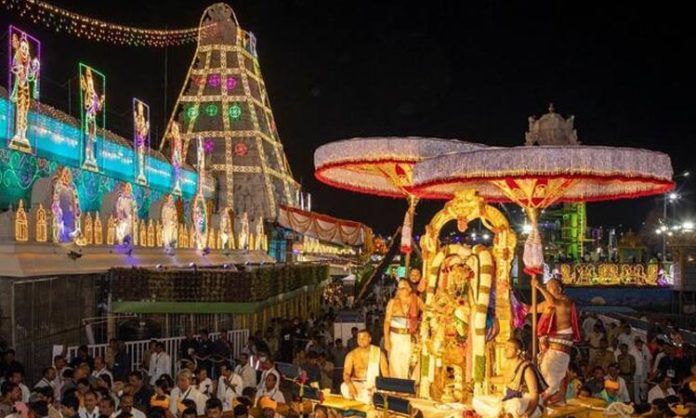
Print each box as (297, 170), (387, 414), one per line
(341, 345), (381, 405)
(473, 395), (542, 418)
(541, 329), (573, 395)
(341, 381), (371, 404)
(388, 318), (412, 379)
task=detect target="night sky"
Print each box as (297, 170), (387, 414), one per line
(2, 1), (694, 235)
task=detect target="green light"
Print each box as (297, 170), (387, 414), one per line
(228, 104), (242, 120)
(206, 104), (218, 117)
(186, 105), (199, 121)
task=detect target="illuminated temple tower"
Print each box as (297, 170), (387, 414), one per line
(161, 3), (299, 219)
(527, 104), (588, 261)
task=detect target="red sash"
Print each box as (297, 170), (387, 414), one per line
(536, 302), (581, 342)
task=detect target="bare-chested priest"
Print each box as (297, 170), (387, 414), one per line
(384, 278), (423, 379)
(341, 329), (389, 404)
(530, 276), (581, 402)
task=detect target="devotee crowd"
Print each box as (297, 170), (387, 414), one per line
(3, 270), (696, 418)
(0, 288), (352, 418)
(530, 311), (696, 417)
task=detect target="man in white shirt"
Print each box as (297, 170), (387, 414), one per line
(111, 394), (145, 418)
(647, 372), (676, 404)
(91, 357), (113, 384)
(169, 370), (206, 416)
(34, 368), (57, 392)
(52, 356), (71, 401)
(630, 337), (652, 402)
(195, 368), (213, 399)
(216, 362), (243, 411)
(256, 358), (280, 396)
(78, 391), (100, 418)
(235, 353), (257, 390)
(616, 324), (634, 349)
(256, 373), (285, 405)
(149, 343), (171, 386)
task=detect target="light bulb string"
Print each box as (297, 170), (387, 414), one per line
(2, 0), (215, 47)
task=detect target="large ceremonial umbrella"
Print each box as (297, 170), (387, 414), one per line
(314, 137), (487, 271)
(410, 145), (674, 357)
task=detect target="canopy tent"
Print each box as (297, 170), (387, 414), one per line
(277, 204), (373, 249)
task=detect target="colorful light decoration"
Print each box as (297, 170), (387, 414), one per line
(192, 135), (208, 251)
(191, 75), (206, 87)
(161, 194), (178, 252)
(234, 142), (248, 156)
(51, 166), (81, 243)
(7, 25), (40, 154)
(205, 104), (218, 117)
(225, 76), (237, 91)
(1, 95), (203, 211)
(78, 62), (105, 172)
(158, 2), (298, 215)
(186, 104), (199, 122)
(132, 98), (150, 186)
(1, 0), (209, 47)
(114, 182), (137, 245)
(169, 121), (183, 195)
(208, 74), (221, 88)
(228, 104), (242, 120)
(203, 138), (215, 154)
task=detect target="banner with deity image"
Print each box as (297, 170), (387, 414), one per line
(169, 121), (183, 195)
(7, 26), (41, 154)
(79, 63), (105, 172)
(132, 98), (150, 185)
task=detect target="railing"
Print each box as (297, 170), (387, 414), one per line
(555, 262), (668, 286)
(66, 329), (249, 377)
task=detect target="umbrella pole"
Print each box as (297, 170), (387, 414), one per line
(532, 273), (537, 363)
(524, 207), (541, 364)
(403, 195), (419, 271)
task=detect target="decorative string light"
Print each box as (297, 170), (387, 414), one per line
(1, 0), (214, 47)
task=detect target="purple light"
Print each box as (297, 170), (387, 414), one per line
(208, 74), (220, 87)
(226, 76), (237, 91)
(204, 138), (214, 154)
(115, 236), (134, 256)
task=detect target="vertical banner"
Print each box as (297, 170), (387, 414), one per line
(133, 98), (150, 185)
(79, 63), (105, 172)
(192, 135), (208, 250)
(170, 121), (183, 195)
(7, 26), (41, 154)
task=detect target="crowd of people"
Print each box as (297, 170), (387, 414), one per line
(0, 288), (352, 418)
(509, 311), (696, 417)
(5, 269), (696, 418)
